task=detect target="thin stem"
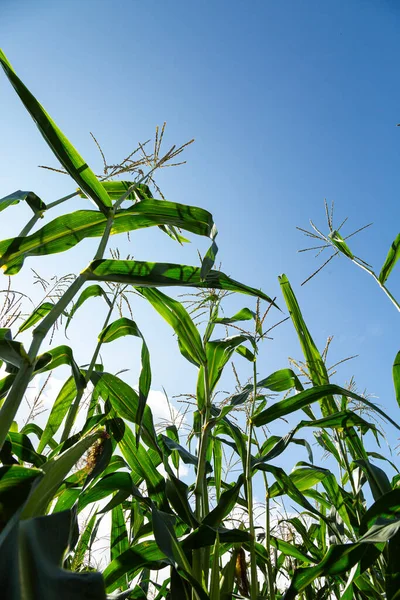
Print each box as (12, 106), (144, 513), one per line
(18, 213), (41, 238)
(254, 430), (275, 600)
(246, 360), (258, 600)
(16, 192), (79, 238)
(193, 364), (212, 592)
(350, 258), (400, 312)
(0, 203), (117, 450)
(45, 191), (79, 210)
(61, 290), (118, 441)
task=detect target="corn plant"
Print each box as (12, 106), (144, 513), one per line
(0, 50), (399, 600)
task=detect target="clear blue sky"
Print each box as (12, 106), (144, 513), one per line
(1, 1), (399, 460)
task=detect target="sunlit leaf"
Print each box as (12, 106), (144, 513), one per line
(0, 49), (112, 215)
(379, 233), (400, 284)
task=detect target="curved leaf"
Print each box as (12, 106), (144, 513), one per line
(379, 233), (400, 284)
(86, 259), (277, 306)
(0, 190), (46, 214)
(0, 199), (216, 274)
(37, 377), (77, 454)
(138, 287), (205, 367)
(252, 383), (400, 431)
(0, 49), (112, 215)
(18, 302), (55, 333)
(65, 285), (110, 332)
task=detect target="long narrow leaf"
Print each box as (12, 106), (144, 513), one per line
(0, 49), (112, 214)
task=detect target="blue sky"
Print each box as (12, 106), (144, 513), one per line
(0, 1), (399, 466)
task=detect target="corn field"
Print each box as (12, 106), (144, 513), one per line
(0, 49), (399, 600)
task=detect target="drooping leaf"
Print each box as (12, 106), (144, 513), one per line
(0, 49), (112, 215)
(18, 302), (56, 333)
(0, 508), (107, 600)
(99, 318), (151, 441)
(92, 373), (158, 451)
(0, 199), (216, 274)
(213, 307), (256, 325)
(65, 285), (110, 332)
(0, 190), (46, 215)
(137, 287), (206, 367)
(35, 345), (85, 390)
(379, 233), (400, 284)
(282, 544), (367, 600)
(3, 432), (45, 467)
(86, 259), (277, 306)
(252, 383), (400, 431)
(0, 328), (28, 369)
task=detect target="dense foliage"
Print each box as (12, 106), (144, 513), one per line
(0, 50), (399, 600)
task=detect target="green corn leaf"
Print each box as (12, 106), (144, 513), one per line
(379, 233), (400, 284)
(0, 373), (16, 400)
(159, 434), (204, 470)
(103, 541), (168, 592)
(35, 344), (85, 390)
(78, 472), (133, 513)
(282, 544), (367, 600)
(0, 508), (107, 600)
(213, 437), (222, 500)
(21, 430), (104, 518)
(258, 368), (303, 393)
(99, 318), (151, 441)
(0, 199), (218, 274)
(182, 525), (249, 552)
(213, 307), (256, 325)
(0, 328), (29, 369)
(165, 474), (197, 528)
(0, 465), (42, 525)
(230, 368), (302, 408)
(151, 508), (210, 600)
(0, 190), (46, 215)
(269, 465), (329, 497)
(18, 302), (56, 333)
(85, 259), (277, 306)
(201, 238), (218, 280)
(355, 458), (392, 501)
(78, 181), (152, 202)
(137, 287), (206, 367)
(105, 416), (167, 510)
(279, 274), (336, 416)
(37, 377), (76, 454)
(166, 425), (180, 470)
(91, 372), (158, 451)
(72, 512), (97, 571)
(203, 475), (244, 528)
(235, 345), (255, 362)
(111, 504), (129, 563)
(197, 335), (249, 409)
(393, 351), (400, 408)
(65, 285), (110, 332)
(0, 49), (112, 215)
(252, 383), (400, 431)
(20, 423), (57, 449)
(328, 230), (354, 259)
(4, 432), (45, 467)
